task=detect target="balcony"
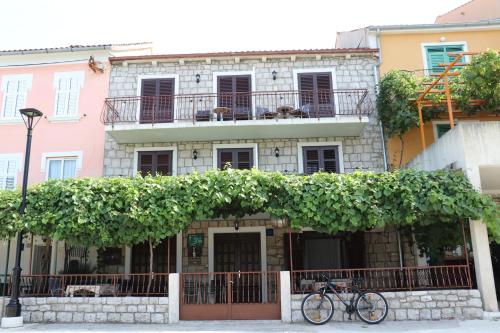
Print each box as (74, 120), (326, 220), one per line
(102, 89), (373, 143)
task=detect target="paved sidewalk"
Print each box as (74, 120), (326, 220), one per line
(1, 320), (500, 333)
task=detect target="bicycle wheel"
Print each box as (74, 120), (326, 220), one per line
(355, 291), (388, 324)
(301, 291), (334, 325)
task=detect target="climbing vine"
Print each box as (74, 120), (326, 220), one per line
(0, 169), (498, 246)
(377, 50), (500, 142)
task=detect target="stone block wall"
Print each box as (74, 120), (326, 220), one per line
(291, 289), (483, 322)
(104, 133), (385, 177)
(364, 227), (416, 268)
(104, 54), (385, 177)
(109, 56), (376, 98)
(181, 218), (288, 273)
(16, 296), (169, 324)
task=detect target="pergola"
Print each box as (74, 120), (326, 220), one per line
(413, 51), (485, 149)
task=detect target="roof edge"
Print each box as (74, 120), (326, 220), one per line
(0, 42), (152, 57)
(109, 48), (379, 63)
(367, 18), (500, 32)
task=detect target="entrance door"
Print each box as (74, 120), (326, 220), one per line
(214, 233), (261, 273)
(180, 232), (280, 320)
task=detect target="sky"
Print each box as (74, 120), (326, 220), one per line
(0, 0), (470, 53)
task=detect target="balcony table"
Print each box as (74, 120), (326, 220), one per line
(276, 105), (295, 118)
(213, 107), (231, 121)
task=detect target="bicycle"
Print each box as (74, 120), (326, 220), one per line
(301, 275), (388, 325)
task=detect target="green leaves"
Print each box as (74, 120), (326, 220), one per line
(378, 50), (500, 137)
(0, 169), (498, 246)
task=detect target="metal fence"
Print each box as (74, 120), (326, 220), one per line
(4, 273), (169, 297)
(102, 89), (373, 125)
(291, 265), (471, 293)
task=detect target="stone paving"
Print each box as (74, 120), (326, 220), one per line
(2, 320), (500, 333)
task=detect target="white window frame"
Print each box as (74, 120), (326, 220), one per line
(297, 141), (344, 174)
(212, 143), (258, 169)
(0, 74), (33, 123)
(212, 69), (256, 118)
(51, 71), (85, 121)
(133, 146), (178, 176)
(41, 151), (83, 180)
(421, 41), (468, 76)
(0, 153), (22, 190)
(292, 68), (339, 115)
(136, 74), (180, 123)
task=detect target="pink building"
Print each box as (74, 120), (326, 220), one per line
(0, 44), (152, 278)
(0, 44), (151, 187)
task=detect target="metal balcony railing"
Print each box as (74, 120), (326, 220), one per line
(101, 89), (373, 126)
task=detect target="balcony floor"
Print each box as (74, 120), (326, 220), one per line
(106, 116), (369, 143)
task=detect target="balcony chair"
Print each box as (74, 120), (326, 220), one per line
(195, 109), (213, 122)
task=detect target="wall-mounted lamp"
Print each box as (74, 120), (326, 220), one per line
(88, 56), (105, 73)
(272, 70), (277, 81)
(193, 149), (198, 160)
(234, 219), (240, 231)
(195, 73), (201, 83)
(274, 147), (280, 158)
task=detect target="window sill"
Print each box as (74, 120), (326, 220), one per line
(0, 118), (23, 125)
(48, 115), (81, 123)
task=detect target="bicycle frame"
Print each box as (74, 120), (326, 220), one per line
(320, 282), (359, 310)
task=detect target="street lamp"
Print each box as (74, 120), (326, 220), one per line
(3, 108), (42, 326)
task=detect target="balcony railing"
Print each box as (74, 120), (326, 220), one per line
(101, 89), (373, 126)
(4, 273), (169, 297)
(291, 265), (471, 294)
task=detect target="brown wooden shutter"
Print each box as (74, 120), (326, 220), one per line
(138, 151), (173, 176)
(218, 148), (253, 170)
(140, 79), (157, 122)
(140, 79), (175, 123)
(218, 76), (234, 109)
(322, 148), (337, 173)
(298, 73), (333, 117)
(303, 146), (339, 174)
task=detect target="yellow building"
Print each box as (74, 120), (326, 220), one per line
(337, 18), (500, 168)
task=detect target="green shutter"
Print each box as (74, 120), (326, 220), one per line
(436, 124), (452, 138)
(425, 45), (464, 74)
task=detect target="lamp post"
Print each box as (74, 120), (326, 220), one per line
(3, 108), (42, 325)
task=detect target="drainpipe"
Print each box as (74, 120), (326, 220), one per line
(372, 28), (389, 172)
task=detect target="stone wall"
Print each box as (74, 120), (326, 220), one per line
(104, 134), (385, 177)
(181, 218), (288, 273)
(291, 289), (483, 322)
(104, 55), (384, 177)
(15, 297), (168, 324)
(364, 227), (417, 268)
(109, 56), (376, 98)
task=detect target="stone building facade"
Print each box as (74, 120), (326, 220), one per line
(100, 49), (414, 274)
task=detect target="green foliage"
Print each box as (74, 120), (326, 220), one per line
(0, 169), (498, 247)
(376, 70), (420, 138)
(455, 50), (500, 114)
(377, 50), (500, 137)
(412, 223), (465, 265)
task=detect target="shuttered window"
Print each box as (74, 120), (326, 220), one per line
(137, 151), (173, 176)
(425, 45), (464, 74)
(1, 77), (30, 119)
(0, 156), (18, 190)
(217, 148), (253, 170)
(298, 72), (334, 117)
(140, 79), (175, 123)
(54, 73), (83, 116)
(303, 146), (339, 174)
(217, 75), (252, 119)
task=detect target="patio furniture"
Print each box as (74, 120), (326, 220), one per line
(195, 109), (212, 122)
(65, 284), (118, 297)
(256, 107), (276, 119)
(48, 277), (65, 297)
(213, 107), (231, 121)
(276, 105), (294, 117)
(233, 106), (251, 120)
